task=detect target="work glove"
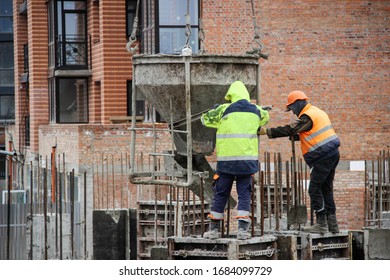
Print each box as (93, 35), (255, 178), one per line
(258, 127), (267, 136)
(289, 134), (300, 141)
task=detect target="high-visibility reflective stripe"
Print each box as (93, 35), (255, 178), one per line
(308, 135), (339, 152)
(304, 125), (333, 141)
(217, 133), (257, 139)
(209, 211), (224, 220)
(299, 104), (338, 156)
(236, 210), (250, 219)
(222, 112), (261, 121)
(217, 155), (258, 161)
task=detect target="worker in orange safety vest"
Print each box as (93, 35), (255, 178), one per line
(259, 90), (341, 234)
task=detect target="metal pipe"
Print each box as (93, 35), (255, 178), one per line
(278, 153), (283, 220)
(44, 167), (48, 260)
(59, 164), (63, 260)
(286, 160), (290, 230)
(8, 140), (13, 191)
(6, 174), (11, 260)
(51, 146), (56, 203)
(192, 191), (196, 235)
(130, 73), (137, 175)
(106, 155), (109, 210)
(260, 170), (264, 236)
(251, 175), (255, 237)
(111, 155), (115, 210)
(185, 59), (193, 187)
(200, 178), (205, 237)
(120, 153), (123, 209)
(70, 169), (75, 259)
(266, 152), (271, 229)
(378, 154), (382, 227)
(84, 171), (87, 259)
(274, 153), (279, 231)
(169, 186), (173, 237)
(55, 155), (58, 258)
(30, 161), (33, 260)
(372, 159), (376, 225)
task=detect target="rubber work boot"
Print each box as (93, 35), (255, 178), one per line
(204, 219), (220, 239)
(327, 213), (340, 234)
(237, 220), (252, 240)
(302, 213), (328, 234)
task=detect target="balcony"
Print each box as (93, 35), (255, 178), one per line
(53, 34), (92, 77)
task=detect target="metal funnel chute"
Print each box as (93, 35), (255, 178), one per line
(129, 54), (261, 204)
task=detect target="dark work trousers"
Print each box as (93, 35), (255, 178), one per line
(210, 172), (252, 219)
(308, 152), (340, 216)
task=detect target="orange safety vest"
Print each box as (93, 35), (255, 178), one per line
(298, 104), (338, 156)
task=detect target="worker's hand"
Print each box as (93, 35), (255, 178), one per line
(258, 127), (267, 136)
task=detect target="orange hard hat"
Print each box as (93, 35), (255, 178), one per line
(286, 90), (308, 108)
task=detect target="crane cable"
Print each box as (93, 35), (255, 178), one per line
(247, 0), (268, 59)
(181, 0), (192, 55)
(126, 0), (140, 54)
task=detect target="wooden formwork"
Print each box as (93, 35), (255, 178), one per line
(168, 235), (278, 260)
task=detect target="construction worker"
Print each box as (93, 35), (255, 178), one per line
(259, 90), (341, 234)
(201, 81), (270, 239)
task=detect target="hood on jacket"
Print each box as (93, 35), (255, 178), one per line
(224, 81), (250, 103)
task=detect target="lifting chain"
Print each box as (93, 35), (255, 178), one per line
(126, 0), (140, 54)
(182, 0), (192, 55)
(246, 0), (268, 59)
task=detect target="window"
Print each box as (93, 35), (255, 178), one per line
(48, 0), (88, 69)
(126, 1), (199, 121)
(0, 0), (13, 35)
(48, 1), (89, 124)
(50, 78), (88, 123)
(127, 80), (144, 118)
(0, 0), (14, 120)
(157, 0), (199, 54)
(58, 78), (88, 123)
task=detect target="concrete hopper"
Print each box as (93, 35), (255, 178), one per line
(132, 54), (260, 156)
(130, 54), (261, 204)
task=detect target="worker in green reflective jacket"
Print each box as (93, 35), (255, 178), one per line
(201, 81), (270, 239)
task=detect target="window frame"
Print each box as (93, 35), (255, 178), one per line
(155, 0), (199, 54)
(50, 77), (89, 124)
(48, 0), (88, 70)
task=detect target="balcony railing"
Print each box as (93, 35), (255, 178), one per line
(56, 34), (89, 69)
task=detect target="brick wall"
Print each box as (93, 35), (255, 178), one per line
(96, 0), (132, 124)
(203, 0), (389, 160)
(27, 0), (49, 152)
(333, 170), (366, 230)
(13, 0), (29, 152)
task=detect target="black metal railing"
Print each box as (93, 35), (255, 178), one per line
(56, 34), (88, 69)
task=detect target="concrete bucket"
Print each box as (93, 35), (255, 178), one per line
(132, 54), (260, 155)
(130, 54), (261, 204)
